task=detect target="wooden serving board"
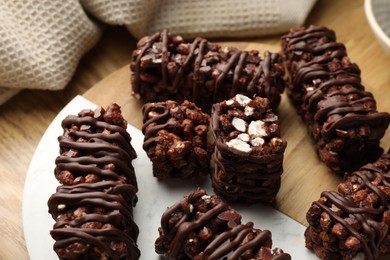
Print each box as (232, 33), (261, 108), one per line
(83, 42), (390, 226)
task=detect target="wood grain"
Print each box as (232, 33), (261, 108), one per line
(0, 0), (389, 258)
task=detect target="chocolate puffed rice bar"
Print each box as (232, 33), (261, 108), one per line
(210, 94), (287, 204)
(281, 25), (390, 174)
(142, 100), (213, 179)
(48, 181), (139, 259)
(155, 188), (291, 260)
(48, 104), (140, 259)
(130, 30), (285, 112)
(305, 151), (390, 260)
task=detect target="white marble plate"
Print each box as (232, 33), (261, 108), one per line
(23, 95), (313, 259)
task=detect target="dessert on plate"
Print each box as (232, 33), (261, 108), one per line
(155, 188), (291, 259)
(48, 104), (140, 259)
(305, 151), (390, 260)
(281, 25), (390, 174)
(210, 94), (287, 204)
(142, 99), (213, 179)
(131, 30), (285, 112)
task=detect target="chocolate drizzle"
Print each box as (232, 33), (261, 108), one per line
(48, 181), (139, 245)
(56, 113), (137, 187)
(133, 32), (161, 94)
(201, 223), (274, 260)
(210, 95), (287, 204)
(282, 26), (340, 60)
(48, 104), (140, 259)
(282, 25), (390, 173)
(51, 228), (139, 260)
(48, 181), (137, 221)
(131, 30), (285, 112)
(142, 102), (178, 149)
(156, 188), (291, 260)
(305, 152), (390, 259)
(141, 100), (212, 180)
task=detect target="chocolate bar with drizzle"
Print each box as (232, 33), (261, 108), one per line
(281, 25), (390, 174)
(48, 104), (140, 259)
(210, 94), (287, 204)
(155, 188), (291, 260)
(131, 30), (285, 112)
(305, 151), (390, 260)
(142, 100), (212, 180)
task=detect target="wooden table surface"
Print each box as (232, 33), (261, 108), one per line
(1, 0), (390, 259)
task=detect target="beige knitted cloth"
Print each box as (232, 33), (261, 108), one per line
(0, 0), (316, 105)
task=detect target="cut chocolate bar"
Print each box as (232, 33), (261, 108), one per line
(210, 94), (287, 204)
(142, 100), (212, 179)
(49, 181), (139, 259)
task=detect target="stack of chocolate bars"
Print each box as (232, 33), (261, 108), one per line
(210, 94), (287, 204)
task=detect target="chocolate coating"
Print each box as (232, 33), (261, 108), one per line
(305, 152), (390, 259)
(142, 100), (212, 180)
(131, 30), (285, 112)
(281, 25), (390, 174)
(210, 95), (287, 204)
(155, 188), (291, 260)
